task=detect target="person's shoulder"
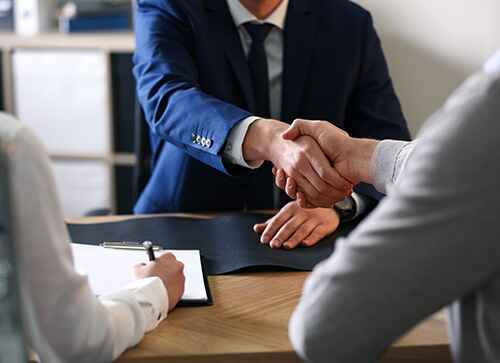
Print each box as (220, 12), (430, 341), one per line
(137, 0), (204, 16)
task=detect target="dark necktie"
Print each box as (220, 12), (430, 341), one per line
(243, 23), (285, 209)
(243, 23), (274, 117)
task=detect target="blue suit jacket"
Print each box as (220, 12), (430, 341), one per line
(133, 0), (411, 213)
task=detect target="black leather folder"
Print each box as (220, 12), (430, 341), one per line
(68, 213), (359, 275)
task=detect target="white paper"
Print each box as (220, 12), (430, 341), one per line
(71, 244), (208, 302)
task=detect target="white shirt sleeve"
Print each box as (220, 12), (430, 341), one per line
(100, 277), (169, 359)
(5, 121), (169, 363)
(371, 140), (415, 194)
(223, 116), (265, 169)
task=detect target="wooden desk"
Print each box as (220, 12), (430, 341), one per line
(71, 215), (452, 363)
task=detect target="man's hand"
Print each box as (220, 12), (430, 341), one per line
(253, 201), (340, 249)
(277, 119), (379, 207)
(133, 252), (185, 311)
(243, 119), (352, 204)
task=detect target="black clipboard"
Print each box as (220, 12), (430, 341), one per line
(177, 255), (213, 307)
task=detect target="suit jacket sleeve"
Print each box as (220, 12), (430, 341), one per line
(344, 12), (412, 201)
(133, 0), (252, 175)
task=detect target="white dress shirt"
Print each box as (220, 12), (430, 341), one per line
(222, 0), (366, 218)
(223, 0), (288, 168)
(0, 113), (169, 363)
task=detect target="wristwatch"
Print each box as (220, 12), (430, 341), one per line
(334, 196), (357, 222)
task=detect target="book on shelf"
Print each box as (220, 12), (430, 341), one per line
(0, 0), (14, 31)
(58, 0), (132, 33)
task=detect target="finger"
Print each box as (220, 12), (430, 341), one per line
(299, 158), (334, 198)
(285, 177), (297, 199)
(275, 169), (287, 191)
(307, 190), (349, 208)
(158, 252), (176, 261)
(283, 220), (319, 250)
(291, 164), (321, 201)
(282, 119), (323, 141)
(272, 166), (277, 176)
(307, 148), (353, 192)
(302, 227), (329, 247)
(261, 208), (294, 244)
(297, 192), (309, 209)
(297, 190), (347, 209)
(270, 215), (307, 249)
(295, 190), (320, 209)
(253, 222), (268, 235)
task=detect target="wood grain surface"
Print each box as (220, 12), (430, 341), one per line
(69, 214), (452, 363)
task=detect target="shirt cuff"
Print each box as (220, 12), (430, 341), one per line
(371, 140), (412, 194)
(106, 277), (169, 333)
(223, 116), (265, 169)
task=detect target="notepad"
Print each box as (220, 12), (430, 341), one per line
(71, 243), (211, 305)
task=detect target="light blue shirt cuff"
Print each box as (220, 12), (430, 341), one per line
(223, 116), (265, 169)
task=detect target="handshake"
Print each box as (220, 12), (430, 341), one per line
(243, 118), (380, 208)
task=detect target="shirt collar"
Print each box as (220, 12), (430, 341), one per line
(484, 49), (500, 75)
(226, 0), (289, 30)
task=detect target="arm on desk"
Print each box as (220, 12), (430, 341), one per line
(11, 126), (172, 363)
(288, 76), (500, 362)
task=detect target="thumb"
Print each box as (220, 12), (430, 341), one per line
(281, 119), (306, 140)
(282, 119), (320, 141)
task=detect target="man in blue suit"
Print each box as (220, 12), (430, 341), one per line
(133, 0), (411, 249)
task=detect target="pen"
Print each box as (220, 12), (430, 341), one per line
(101, 241), (162, 251)
(143, 241), (156, 262)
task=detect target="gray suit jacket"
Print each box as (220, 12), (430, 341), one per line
(289, 52), (500, 363)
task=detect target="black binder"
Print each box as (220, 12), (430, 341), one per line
(68, 213), (359, 275)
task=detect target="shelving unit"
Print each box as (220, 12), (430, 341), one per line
(0, 32), (138, 216)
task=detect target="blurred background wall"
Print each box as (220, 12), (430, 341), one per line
(354, 0), (500, 135)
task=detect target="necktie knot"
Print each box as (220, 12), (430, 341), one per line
(243, 23), (274, 44)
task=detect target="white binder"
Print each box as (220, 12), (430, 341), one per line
(14, 0), (56, 35)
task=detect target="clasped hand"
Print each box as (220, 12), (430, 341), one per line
(244, 119), (353, 207)
(245, 119), (377, 249)
(273, 119), (378, 208)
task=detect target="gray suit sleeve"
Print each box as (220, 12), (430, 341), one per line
(289, 71), (500, 363)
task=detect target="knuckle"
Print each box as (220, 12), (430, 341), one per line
(301, 141), (312, 152)
(289, 168), (299, 179)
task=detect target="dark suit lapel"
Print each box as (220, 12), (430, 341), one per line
(205, 0), (255, 112)
(281, 0), (315, 123)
